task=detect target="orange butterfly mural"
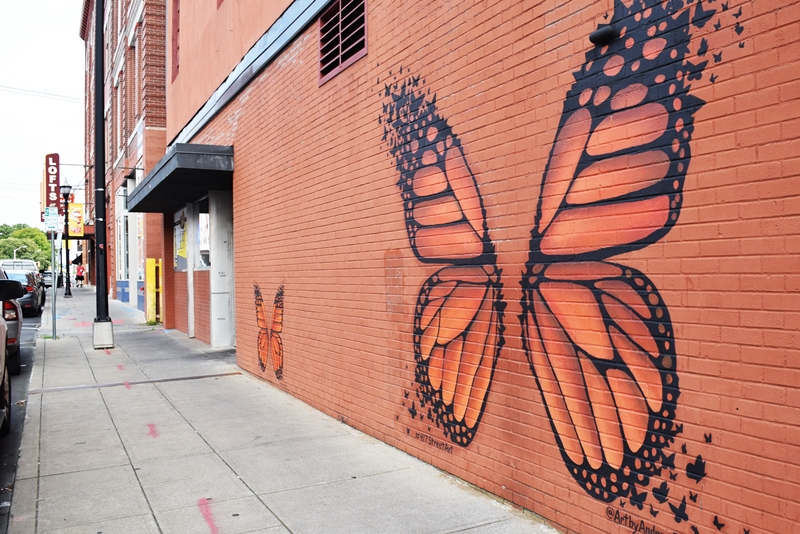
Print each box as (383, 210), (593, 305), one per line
(384, 0), (707, 505)
(385, 81), (506, 446)
(254, 283), (284, 380)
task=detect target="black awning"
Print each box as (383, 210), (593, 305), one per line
(127, 144), (234, 213)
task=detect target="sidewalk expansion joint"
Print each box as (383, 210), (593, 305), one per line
(28, 371), (242, 394)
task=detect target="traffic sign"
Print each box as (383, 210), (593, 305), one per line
(44, 207), (59, 231)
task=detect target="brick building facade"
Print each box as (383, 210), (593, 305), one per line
(123, 0), (798, 532)
(80, 0), (167, 316)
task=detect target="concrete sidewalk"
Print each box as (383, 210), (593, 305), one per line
(8, 286), (558, 534)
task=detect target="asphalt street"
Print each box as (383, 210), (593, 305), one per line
(0, 291), (43, 533)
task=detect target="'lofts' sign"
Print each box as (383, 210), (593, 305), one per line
(44, 153), (61, 215)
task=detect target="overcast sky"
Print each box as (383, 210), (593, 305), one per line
(0, 0), (85, 228)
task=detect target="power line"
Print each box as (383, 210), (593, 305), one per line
(0, 85), (83, 104)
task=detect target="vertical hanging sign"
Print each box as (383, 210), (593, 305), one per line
(44, 153), (62, 215)
(68, 203), (85, 237)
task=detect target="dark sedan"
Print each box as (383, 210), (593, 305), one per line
(3, 271), (43, 318)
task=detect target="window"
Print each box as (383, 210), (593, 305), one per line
(171, 0), (180, 81)
(196, 198), (210, 268)
(319, 0), (366, 85)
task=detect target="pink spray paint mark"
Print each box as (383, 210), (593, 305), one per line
(105, 350), (111, 355)
(117, 365), (125, 371)
(147, 424), (158, 438)
(123, 381), (131, 389)
(197, 498), (219, 534)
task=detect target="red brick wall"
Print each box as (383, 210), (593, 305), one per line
(193, 269), (210, 344)
(173, 270), (188, 333)
(184, 0), (800, 533)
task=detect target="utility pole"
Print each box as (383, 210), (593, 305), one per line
(93, 0), (113, 349)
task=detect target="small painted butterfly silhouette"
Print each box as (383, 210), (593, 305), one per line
(682, 443), (688, 454)
(721, 1), (728, 9)
(687, 455), (707, 482)
(714, 516), (726, 530)
(653, 481), (670, 503)
(669, 470), (678, 481)
(705, 433), (713, 443)
(649, 504), (659, 517)
(663, 452), (677, 470)
(710, 74), (719, 83)
(692, 526), (700, 534)
(629, 485), (648, 510)
(670, 496), (689, 523)
(689, 491), (698, 502)
(735, 22), (744, 34)
(692, 0), (716, 28)
(713, 51), (722, 62)
(733, 6), (742, 18)
(714, 19), (722, 30)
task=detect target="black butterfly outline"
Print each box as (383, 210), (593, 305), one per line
(714, 515), (726, 530)
(687, 455), (707, 482)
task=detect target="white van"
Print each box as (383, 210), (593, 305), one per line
(0, 260), (38, 272)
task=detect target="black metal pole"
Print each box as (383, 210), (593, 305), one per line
(63, 207), (72, 298)
(94, 0), (109, 321)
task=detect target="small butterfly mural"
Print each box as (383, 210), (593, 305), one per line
(254, 283), (285, 379)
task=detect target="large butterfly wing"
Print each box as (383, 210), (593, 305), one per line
(385, 78), (503, 446)
(521, 261), (679, 502)
(531, 0), (703, 262)
(270, 285), (285, 379)
(521, 0), (700, 500)
(254, 283), (271, 372)
(415, 266), (503, 445)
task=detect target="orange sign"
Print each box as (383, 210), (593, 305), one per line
(67, 203), (84, 237)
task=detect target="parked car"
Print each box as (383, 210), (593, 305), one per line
(41, 270), (53, 288)
(4, 270), (43, 318)
(0, 279), (25, 435)
(0, 271), (22, 375)
(0, 260), (42, 290)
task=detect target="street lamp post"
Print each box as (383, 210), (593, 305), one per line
(12, 246), (27, 260)
(60, 185), (73, 298)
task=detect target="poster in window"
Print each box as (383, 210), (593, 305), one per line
(174, 209), (188, 271)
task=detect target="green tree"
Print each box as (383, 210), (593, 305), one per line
(10, 227), (49, 251)
(0, 223), (28, 240)
(0, 237), (50, 269)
